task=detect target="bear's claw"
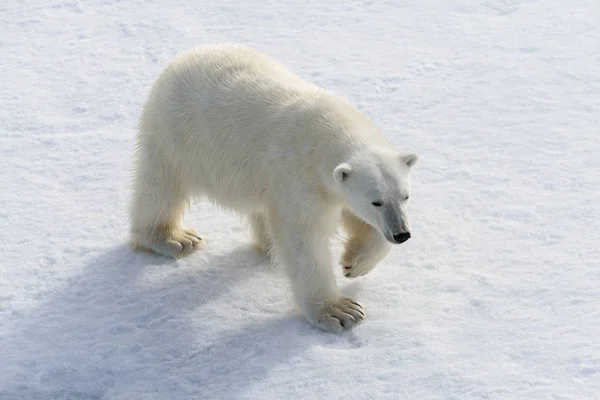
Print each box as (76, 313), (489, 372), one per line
(314, 296), (366, 332)
(173, 228), (203, 256)
(342, 265), (356, 278)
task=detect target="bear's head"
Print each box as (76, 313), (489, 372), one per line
(333, 148), (418, 244)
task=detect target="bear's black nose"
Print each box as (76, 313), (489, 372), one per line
(392, 232), (411, 244)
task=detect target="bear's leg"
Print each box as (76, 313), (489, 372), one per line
(268, 205), (365, 332)
(248, 212), (272, 256)
(339, 208), (392, 278)
(129, 157), (203, 258)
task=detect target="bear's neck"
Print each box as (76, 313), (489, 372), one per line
(310, 101), (385, 199)
(285, 90), (392, 203)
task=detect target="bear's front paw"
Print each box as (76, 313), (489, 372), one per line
(340, 244), (378, 278)
(312, 297), (366, 333)
(165, 228), (204, 257)
(340, 236), (392, 278)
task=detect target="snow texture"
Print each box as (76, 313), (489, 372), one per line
(1, 0), (599, 399)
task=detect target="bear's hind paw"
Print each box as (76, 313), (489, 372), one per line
(133, 227), (204, 258)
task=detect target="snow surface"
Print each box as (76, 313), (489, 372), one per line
(1, 0), (599, 399)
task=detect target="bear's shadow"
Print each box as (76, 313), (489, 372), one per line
(1, 242), (363, 399)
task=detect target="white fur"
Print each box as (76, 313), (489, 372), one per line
(129, 43), (418, 332)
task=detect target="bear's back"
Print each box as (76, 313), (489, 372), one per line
(159, 44), (318, 108)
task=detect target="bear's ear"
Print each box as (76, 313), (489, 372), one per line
(333, 163), (352, 182)
(400, 153), (419, 168)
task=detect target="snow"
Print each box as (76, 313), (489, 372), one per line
(1, 0), (599, 398)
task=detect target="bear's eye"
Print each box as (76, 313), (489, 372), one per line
(371, 201), (382, 207)
(404, 196), (409, 201)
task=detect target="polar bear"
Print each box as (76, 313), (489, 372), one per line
(129, 44), (418, 332)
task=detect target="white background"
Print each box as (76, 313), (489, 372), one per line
(1, 1), (599, 399)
